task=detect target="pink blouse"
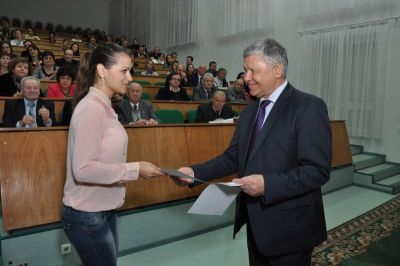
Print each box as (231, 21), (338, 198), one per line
(63, 87), (139, 211)
(47, 83), (77, 98)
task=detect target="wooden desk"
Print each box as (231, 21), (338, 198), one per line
(0, 124), (235, 231)
(0, 121), (351, 231)
(131, 74), (166, 85)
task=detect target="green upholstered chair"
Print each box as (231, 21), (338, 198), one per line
(187, 109), (197, 123)
(141, 92), (151, 100)
(154, 81), (165, 87)
(133, 80), (152, 86)
(154, 109), (185, 124)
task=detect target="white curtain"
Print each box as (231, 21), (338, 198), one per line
(165, 0), (198, 47)
(109, 0), (127, 38)
(217, 0), (274, 38)
(293, 21), (389, 139)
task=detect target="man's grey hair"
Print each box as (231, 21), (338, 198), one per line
(202, 72), (214, 83)
(213, 90), (226, 100)
(21, 76), (40, 88)
(128, 81), (143, 91)
(243, 38), (288, 78)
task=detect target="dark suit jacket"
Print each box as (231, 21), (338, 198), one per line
(2, 98), (56, 127)
(55, 58), (79, 75)
(0, 73), (18, 96)
(191, 83), (332, 256)
(156, 86), (189, 101)
(113, 98), (159, 125)
(194, 102), (234, 123)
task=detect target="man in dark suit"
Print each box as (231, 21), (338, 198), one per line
(3, 76), (56, 128)
(175, 38), (332, 265)
(55, 49), (79, 76)
(194, 90), (234, 123)
(114, 82), (159, 125)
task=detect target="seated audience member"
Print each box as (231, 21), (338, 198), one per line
(85, 35), (98, 50)
(196, 63), (207, 85)
(61, 39), (70, 51)
(206, 61), (217, 77)
(0, 19), (13, 40)
(226, 78), (246, 102)
(105, 34), (113, 43)
(71, 34), (82, 43)
(114, 82), (159, 125)
(35, 51), (58, 80)
(194, 90), (234, 123)
(156, 72), (189, 101)
(2, 76), (56, 128)
(0, 57), (31, 96)
(237, 71), (256, 102)
(121, 39), (132, 54)
(164, 60), (179, 86)
(47, 66), (77, 98)
(20, 40), (33, 58)
(1, 40), (17, 58)
(149, 47), (163, 60)
(10, 30), (24, 47)
(141, 60), (158, 76)
(0, 52), (10, 75)
(177, 63), (188, 85)
(154, 53), (165, 64)
(48, 31), (56, 43)
(192, 72), (217, 101)
(213, 67), (228, 88)
(70, 42), (80, 56)
(185, 63), (197, 87)
(185, 56), (193, 68)
(27, 44), (42, 71)
(24, 27), (40, 41)
(164, 54), (174, 69)
(55, 49), (79, 76)
(133, 45), (147, 59)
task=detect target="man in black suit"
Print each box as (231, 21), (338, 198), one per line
(114, 82), (159, 125)
(175, 38), (332, 265)
(194, 90), (234, 123)
(3, 76), (56, 128)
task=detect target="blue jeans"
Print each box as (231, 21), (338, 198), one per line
(61, 205), (118, 266)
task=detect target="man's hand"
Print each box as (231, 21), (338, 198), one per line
(233, 174), (264, 197)
(171, 167), (195, 186)
(38, 106), (50, 123)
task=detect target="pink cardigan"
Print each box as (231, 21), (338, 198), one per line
(62, 87), (139, 211)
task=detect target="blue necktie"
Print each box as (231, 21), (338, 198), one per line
(28, 102), (37, 128)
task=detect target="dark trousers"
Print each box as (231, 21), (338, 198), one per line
(246, 224), (313, 266)
(61, 205), (118, 266)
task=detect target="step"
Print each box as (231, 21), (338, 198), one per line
(357, 163), (400, 182)
(352, 153), (386, 170)
(353, 173), (394, 194)
(350, 145), (363, 155)
(375, 173), (400, 186)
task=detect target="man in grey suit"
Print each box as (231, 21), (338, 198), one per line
(192, 72), (218, 101)
(114, 82), (159, 125)
(174, 38), (332, 265)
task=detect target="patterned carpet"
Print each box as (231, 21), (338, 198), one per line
(312, 195), (400, 265)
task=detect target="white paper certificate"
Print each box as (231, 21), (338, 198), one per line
(188, 183), (242, 215)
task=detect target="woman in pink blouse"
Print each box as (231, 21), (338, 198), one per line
(46, 66), (77, 98)
(61, 43), (163, 266)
